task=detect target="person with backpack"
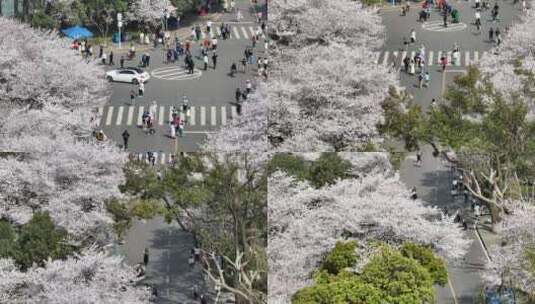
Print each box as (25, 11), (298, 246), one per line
(122, 130), (130, 150)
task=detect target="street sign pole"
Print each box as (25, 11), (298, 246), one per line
(117, 13), (123, 49)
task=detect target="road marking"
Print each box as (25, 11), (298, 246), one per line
(474, 51), (479, 63)
(190, 106), (196, 125)
(428, 51), (433, 66)
(96, 107), (104, 126)
(448, 277), (459, 304)
(382, 51), (389, 66)
(437, 50), (442, 64)
(241, 26), (249, 39)
(482, 51), (487, 62)
(160, 153), (166, 165)
(168, 107), (173, 123)
(221, 106), (227, 125)
(115, 106), (124, 126)
(211, 106), (217, 126)
(465, 51), (470, 65)
(105, 106), (114, 126)
(159, 106), (165, 125)
(127, 106), (134, 125)
(410, 51), (415, 62)
(231, 105), (237, 118)
(475, 229), (492, 262)
(248, 26), (256, 36)
(232, 27), (240, 39)
(401, 51), (407, 66)
(422, 20), (467, 32)
(200, 107), (206, 126)
(447, 51), (452, 66)
(137, 106), (144, 126)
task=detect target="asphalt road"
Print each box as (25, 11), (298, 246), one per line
(97, 0), (266, 155)
(381, 0), (522, 302)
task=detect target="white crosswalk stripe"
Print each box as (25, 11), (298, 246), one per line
(248, 26), (256, 37)
(99, 105), (235, 128)
(377, 50), (486, 67)
(241, 27), (249, 39)
(136, 152), (174, 165)
(151, 66), (202, 81)
(422, 20), (468, 32)
(232, 27), (241, 39)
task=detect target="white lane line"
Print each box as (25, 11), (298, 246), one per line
(190, 106), (196, 126)
(127, 106), (134, 125)
(152, 69), (188, 77)
(232, 27), (240, 39)
(465, 51), (470, 65)
(400, 51), (407, 66)
(474, 51), (479, 63)
(200, 106), (206, 126)
(158, 106), (165, 125)
(437, 50), (443, 64)
(115, 106), (124, 126)
(410, 51), (415, 61)
(482, 51), (487, 62)
(211, 106), (217, 126)
(248, 26), (256, 36)
(105, 106), (114, 126)
(428, 51), (433, 66)
(168, 107), (173, 123)
(382, 51), (389, 66)
(241, 26), (249, 39)
(447, 51), (452, 66)
(164, 72), (202, 80)
(231, 105), (237, 119)
(137, 106), (144, 126)
(96, 107), (104, 126)
(160, 153), (166, 165)
(221, 106), (227, 125)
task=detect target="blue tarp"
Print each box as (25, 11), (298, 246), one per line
(61, 26), (93, 39)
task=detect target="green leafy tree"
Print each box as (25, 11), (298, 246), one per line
(0, 220), (18, 259)
(400, 243), (448, 286)
(16, 212), (75, 269)
(293, 276), (382, 304)
(308, 153), (352, 188)
(321, 241), (357, 275)
(267, 153), (309, 181)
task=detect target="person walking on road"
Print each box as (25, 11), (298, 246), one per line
(101, 52), (107, 65)
(410, 29), (416, 43)
(230, 62), (237, 77)
(415, 151), (423, 166)
(138, 81), (145, 96)
(143, 248), (149, 266)
(109, 51), (114, 65)
(122, 130), (130, 150)
(120, 55), (125, 68)
(212, 52), (218, 69)
(489, 27), (494, 42)
(130, 90), (137, 105)
(203, 54), (209, 70)
(235, 88), (242, 104)
(246, 80), (252, 94)
(440, 55), (448, 72)
(475, 10), (481, 31)
(443, 12), (448, 27)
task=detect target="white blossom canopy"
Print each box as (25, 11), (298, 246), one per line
(268, 153), (471, 303)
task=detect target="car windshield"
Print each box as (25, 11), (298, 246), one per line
(124, 67), (144, 74)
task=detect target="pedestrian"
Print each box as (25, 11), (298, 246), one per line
(252, 34), (257, 48)
(188, 255), (195, 266)
(424, 71), (430, 87)
(230, 62), (237, 77)
(143, 248), (149, 266)
(192, 285), (199, 299)
(109, 51), (114, 65)
(212, 52), (218, 69)
(169, 121), (176, 139)
(241, 57), (247, 73)
(474, 204), (481, 217)
(190, 27), (196, 41)
(178, 120), (184, 137)
(200, 294), (208, 304)
(462, 219), (468, 230)
(416, 151), (422, 166)
(138, 81), (145, 96)
(99, 45), (103, 58)
(522, 0), (526, 11)
(418, 72), (425, 88)
(410, 187), (418, 200)
(101, 52), (107, 65)
(410, 29), (416, 43)
(403, 37), (409, 50)
(193, 247), (201, 262)
(440, 55), (448, 72)
(409, 58), (415, 75)
(489, 27), (494, 42)
(431, 98), (436, 107)
(211, 37), (218, 50)
(152, 286), (158, 298)
(203, 54), (208, 70)
(495, 27), (501, 40)
(403, 56), (410, 73)
(246, 80), (252, 94)
(120, 129), (130, 150)
(120, 56), (125, 68)
(443, 12), (448, 27)
(235, 88), (242, 104)
(236, 8), (242, 21)
(130, 90), (136, 105)
(146, 53), (151, 67)
(230, 0), (235, 11)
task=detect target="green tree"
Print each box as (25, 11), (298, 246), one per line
(360, 247), (435, 303)
(16, 212), (74, 269)
(293, 276), (382, 304)
(321, 241), (357, 275)
(0, 220), (18, 259)
(308, 153), (352, 188)
(400, 243), (448, 286)
(267, 153), (308, 181)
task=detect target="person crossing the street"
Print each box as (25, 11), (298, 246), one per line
(410, 29), (416, 43)
(130, 90), (136, 105)
(489, 27), (494, 43)
(475, 9), (481, 31)
(203, 54), (209, 70)
(212, 52), (218, 69)
(440, 55), (448, 72)
(230, 62), (237, 77)
(122, 130), (130, 150)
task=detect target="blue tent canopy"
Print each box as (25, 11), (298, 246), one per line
(61, 26), (93, 39)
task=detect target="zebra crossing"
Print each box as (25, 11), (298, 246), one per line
(376, 50), (489, 67)
(96, 105), (238, 128)
(422, 20), (467, 32)
(131, 151), (176, 165)
(213, 25), (260, 40)
(151, 66), (202, 81)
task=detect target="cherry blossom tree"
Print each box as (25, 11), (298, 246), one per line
(0, 246), (151, 303)
(127, 0), (174, 30)
(268, 153), (470, 303)
(268, 0), (397, 151)
(483, 201), (535, 299)
(204, 82), (268, 153)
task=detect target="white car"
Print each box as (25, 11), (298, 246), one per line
(105, 67), (150, 84)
